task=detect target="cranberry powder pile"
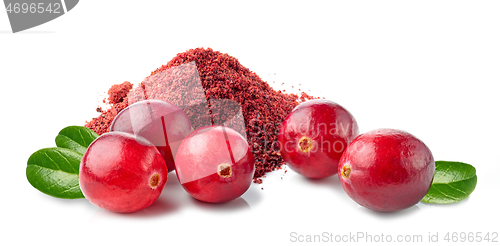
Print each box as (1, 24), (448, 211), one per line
(85, 48), (317, 183)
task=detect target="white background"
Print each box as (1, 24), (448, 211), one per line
(1, 1), (499, 245)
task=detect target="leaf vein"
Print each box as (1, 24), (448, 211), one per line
(433, 176), (475, 185)
(37, 169), (56, 185)
(434, 164), (452, 183)
(28, 164), (77, 175)
(29, 166), (43, 178)
(44, 152), (63, 171)
(447, 183), (467, 195)
(77, 129), (86, 146)
(433, 185), (458, 201)
(59, 184), (81, 194)
(54, 149), (78, 173)
(45, 173), (72, 190)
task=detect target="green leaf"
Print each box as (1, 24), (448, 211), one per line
(55, 126), (99, 155)
(422, 161), (477, 204)
(26, 147), (85, 199)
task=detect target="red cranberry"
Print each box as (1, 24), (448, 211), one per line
(175, 126), (255, 203)
(338, 129), (435, 212)
(278, 99), (359, 178)
(79, 132), (168, 213)
(110, 99), (192, 172)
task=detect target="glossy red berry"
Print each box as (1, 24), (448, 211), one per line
(79, 132), (168, 213)
(338, 129), (435, 212)
(175, 126), (255, 203)
(278, 99), (359, 178)
(110, 99), (192, 172)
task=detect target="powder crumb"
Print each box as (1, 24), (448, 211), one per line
(107, 81), (133, 104)
(281, 169), (288, 179)
(253, 178), (263, 184)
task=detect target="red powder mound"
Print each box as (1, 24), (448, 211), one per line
(85, 48), (317, 182)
